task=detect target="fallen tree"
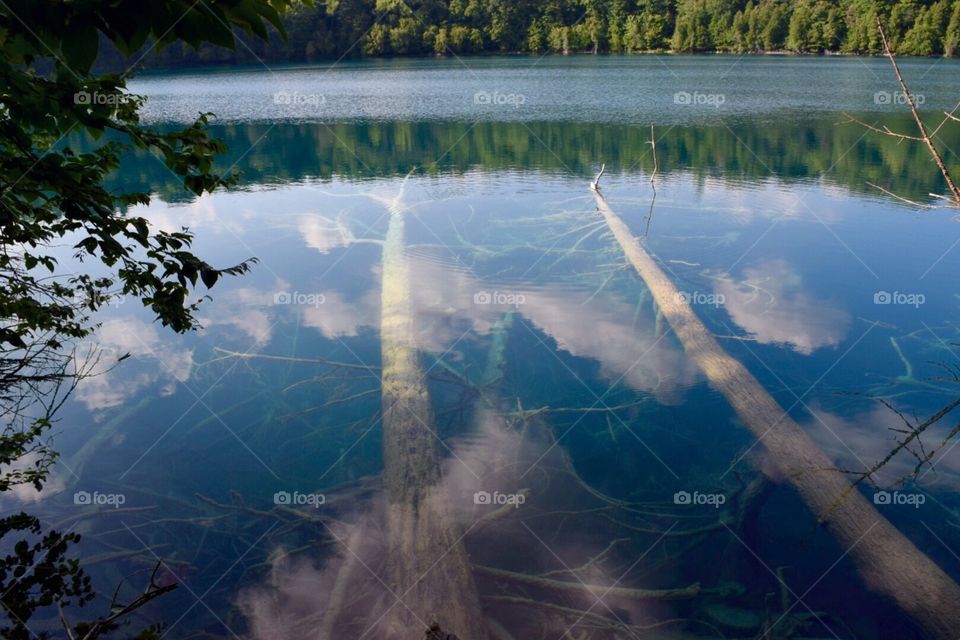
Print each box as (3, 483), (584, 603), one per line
(378, 184), (487, 638)
(591, 181), (960, 639)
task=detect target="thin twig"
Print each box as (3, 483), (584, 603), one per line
(645, 125), (658, 236)
(648, 125), (658, 184)
(876, 16), (960, 206)
(591, 163), (605, 191)
(866, 182), (934, 208)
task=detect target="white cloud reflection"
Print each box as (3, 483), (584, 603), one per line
(284, 250), (699, 403)
(297, 213), (352, 254)
(237, 410), (672, 638)
(0, 452), (66, 505)
(75, 318), (193, 411)
(715, 259), (850, 355)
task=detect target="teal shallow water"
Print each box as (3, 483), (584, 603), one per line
(9, 56), (960, 638)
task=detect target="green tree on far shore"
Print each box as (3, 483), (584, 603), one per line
(89, 0), (960, 65)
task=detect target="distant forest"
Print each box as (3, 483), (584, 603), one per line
(99, 0), (960, 68)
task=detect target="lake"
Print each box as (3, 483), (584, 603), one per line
(14, 55), (960, 638)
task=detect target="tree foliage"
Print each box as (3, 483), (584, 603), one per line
(0, 1), (304, 636)
(93, 0), (960, 62)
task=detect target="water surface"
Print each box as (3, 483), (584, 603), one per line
(14, 56), (960, 639)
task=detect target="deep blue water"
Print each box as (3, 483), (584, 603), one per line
(8, 55), (960, 639)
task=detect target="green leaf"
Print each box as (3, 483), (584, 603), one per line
(199, 268), (218, 289)
(60, 24), (100, 74)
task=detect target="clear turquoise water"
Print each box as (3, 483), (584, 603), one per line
(12, 56), (960, 638)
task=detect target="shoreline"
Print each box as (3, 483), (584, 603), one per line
(129, 49), (953, 75)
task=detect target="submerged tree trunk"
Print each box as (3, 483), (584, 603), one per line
(593, 188), (960, 639)
(379, 207), (488, 638)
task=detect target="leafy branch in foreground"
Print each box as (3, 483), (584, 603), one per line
(0, 510), (176, 640)
(0, 1), (307, 636)
(0, 513), (92, 640)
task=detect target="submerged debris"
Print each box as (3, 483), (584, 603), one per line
(426, 622), (460, 640)
(592, 183), (960, 639)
